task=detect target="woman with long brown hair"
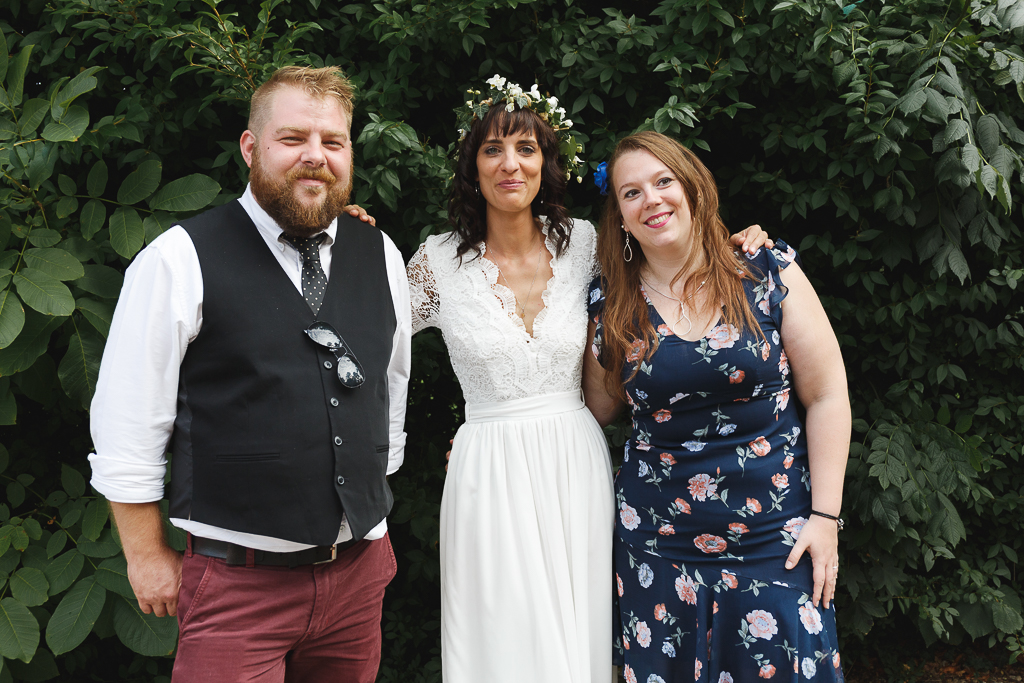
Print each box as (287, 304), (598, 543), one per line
(584, 131), (849, 682)
(407, 81), (769, 682)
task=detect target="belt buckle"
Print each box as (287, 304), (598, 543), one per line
(314, 544), (337, 565)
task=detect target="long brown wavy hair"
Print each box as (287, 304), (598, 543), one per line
(596, 131), (764, 400)
(447, 103), (573, 260)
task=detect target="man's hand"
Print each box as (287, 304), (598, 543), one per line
(729, 224), (774, 254)
(344, 204), (376, 226)
(127, 544), (183, 617)
(109, 501), (183, 618)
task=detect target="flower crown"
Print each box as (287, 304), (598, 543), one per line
(455, 75), (585, 182)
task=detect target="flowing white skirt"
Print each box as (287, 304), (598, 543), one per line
(440, 391), (615, 683)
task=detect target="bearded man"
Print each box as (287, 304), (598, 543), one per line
(89, 66), (411, 682)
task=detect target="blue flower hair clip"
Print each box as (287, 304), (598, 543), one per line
(594, 161), (609, 196)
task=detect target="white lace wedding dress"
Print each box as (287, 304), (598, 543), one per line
(408, 219), (614, 683)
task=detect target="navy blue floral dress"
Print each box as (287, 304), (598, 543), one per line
(589, 243), (844, 683)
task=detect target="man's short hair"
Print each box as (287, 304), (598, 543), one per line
(248, 66), (355, 139)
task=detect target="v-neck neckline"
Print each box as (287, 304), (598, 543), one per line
(479, 228), (557, 341)
(641, 283), (721, 343)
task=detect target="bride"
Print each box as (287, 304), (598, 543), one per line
(407, 76), (768, 682)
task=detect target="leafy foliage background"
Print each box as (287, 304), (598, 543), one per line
(0, 0), (1022, 680)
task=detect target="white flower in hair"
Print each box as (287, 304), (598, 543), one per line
(508, 84), (523, 97)
(505, 101), (516, 112)
(563, 119), (573, 128)
(530, 84), (541, 98)
(486, 74), (506, 89)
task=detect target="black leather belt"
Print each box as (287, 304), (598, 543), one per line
(191, 535), (361, 568)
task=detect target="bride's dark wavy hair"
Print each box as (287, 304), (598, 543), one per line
(447, 103), (574, 260)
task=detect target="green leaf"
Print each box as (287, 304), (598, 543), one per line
(50, 67), (102, 120)
(57, 175), (76, 196)
(0, 596), (40, 662)
(0, 30), (8, 84)
(95, 556), (134, 599)
(117, 159), (162, 205)
(41, 106), (89, 142)
(55, 195), (78, 219)
(23, 249), (84, 282)
(61, 464), (86, 499)
(833, 59), (857, 87)
(0, 311), (64, 376)
(46, 530), (67, 559)
(13, 270), (75, 317)
(0, 288), (26, 348)
(976, 114), (1000, 157)
(112, 594), (178, 656)
(148, 174), (221, 212)
(898, 89), (927, 115)
(78, 529), (121, 558)
(18, 99), (49, 137)
(992, 601), (1024, 633)
(5, 45), (34, 107)
(87, 161), (108, 198)
(9, 568), (49, 607)
(81, 499), (109, 542)
(44, 551), (84, 595)
(58, 329), (103, 410)
(108, 207), (145, 259)
(74, 265), (123, 299)
(80, 199), (106, 241)
(46, 576), (106, 656)
(76, 297), (114, 337)
(944, 118), (969, 145)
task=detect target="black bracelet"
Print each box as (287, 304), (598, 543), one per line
(810, 510), (845, 530)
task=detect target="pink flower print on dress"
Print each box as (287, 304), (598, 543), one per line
(616, 573), (624, 597)
(719, 673), (734, 683)
(778, 350), (789, 376)
(623, 635), (631, 652)
(758, 298), (771, 316)
(745, 609), (779, 639)
(793, 657), (799, 673)
(694, 534), (728, 554)
(660, 453), (677, 466)
(833, 651), (841, 668)
(749, 436), (771, 457)
(784, 516), (807, 539)
(695, 658), (703, 681)
(653, 409), (672, 423)
(636, 621), (652, 647)
(654, 603), (668, 621)
(729, 522), (749, 535)
(620, 502), (641, 530)
(624, 663), (636, 682)
(761, 341), (771, 361)
(674, 497), (693, 514)
(721, 570), (738, 589)
(799, 602), (824, 635)
(801, 657), (816, 678)
(688, 473), (718, 502)
(772, 473), (789, 489)
(675, 573), (699, 605)
(758, 663), (776, 679)
(626, 338), (647, 362)
(746, 498), (762, 513)
(775, 388), (790, 412)
(657, 323), (672, 336)
(729, 369), (745, 384)
(707, 323), (740, 350)
(659, 524), (676, 536)
(783, 454), (794, 469)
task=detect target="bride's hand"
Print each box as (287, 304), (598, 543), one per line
(729, 224), (774, 253)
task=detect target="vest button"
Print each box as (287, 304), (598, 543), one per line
(334, 436), (343, 446)
(324, 360), (333, 369)
(336, 476), (345, 486)
(330, 398), (339, 406)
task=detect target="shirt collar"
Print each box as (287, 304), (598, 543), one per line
(241, 184), (337, 250)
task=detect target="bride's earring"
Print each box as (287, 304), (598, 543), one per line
(622, 228), (633, 262)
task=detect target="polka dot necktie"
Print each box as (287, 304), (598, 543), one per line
(282, 233), (328, 315)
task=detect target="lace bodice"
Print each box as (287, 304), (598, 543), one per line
(408, 219), (600, 404)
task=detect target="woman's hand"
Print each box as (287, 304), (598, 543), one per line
(343, 204), (376, 226)
(784, 515), (840, 609)
(729, 224), (774, 253)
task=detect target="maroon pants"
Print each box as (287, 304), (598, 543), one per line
(172, 534), (397, 683)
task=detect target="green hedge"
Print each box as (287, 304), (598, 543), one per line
(0, 0), (1021, 680)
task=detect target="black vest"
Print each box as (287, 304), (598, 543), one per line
(169, 200), (397, 544)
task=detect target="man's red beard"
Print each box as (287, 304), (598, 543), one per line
(249, 146), (353, 238)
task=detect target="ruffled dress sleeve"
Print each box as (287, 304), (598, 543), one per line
(587, 275), (607, 366)
(407, 241), (440, 334)
(742, 239), (799, 330)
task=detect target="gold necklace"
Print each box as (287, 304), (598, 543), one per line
(640, 273), (706, 336)
(490, 241), (545, 318)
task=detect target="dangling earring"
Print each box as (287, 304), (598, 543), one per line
(623, 230), (633, 262)
(475, 183), (481, 197)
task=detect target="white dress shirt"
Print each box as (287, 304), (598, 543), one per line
(89, 185), (412, 552)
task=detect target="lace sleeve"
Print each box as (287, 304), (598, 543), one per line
(407, 242), (440, 334)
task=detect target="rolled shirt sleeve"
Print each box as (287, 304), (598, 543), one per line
(88, 226), (203, 503)
(382, 234), (411, 476)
